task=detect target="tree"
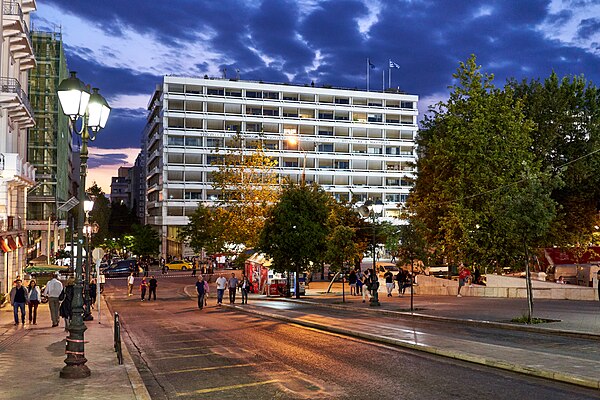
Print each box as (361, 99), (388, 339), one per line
(108, 201), (138, 238)
(324, 225), (361, 275)
(508, 73), (600, 249)
(258, 184), (331, 297)
(130, 225), (161, 257)
(408, 54), (556, 270)
(210, 132), (280, 248)
(179, 204), (228, 255)
(87, 183), (111, 247)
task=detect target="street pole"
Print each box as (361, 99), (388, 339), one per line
(58, 72), (111, 379)
(365, 199), (383, 307)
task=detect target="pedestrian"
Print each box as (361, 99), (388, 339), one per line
(240, 273), (251, 304)
(361, 270), (372, 303)
(384, 270), (394, 297)
(473, 266), (481, 286)
(148, 275), (158, 300)
(192, 259), (197, 276)
(457, 263), (470, 297)
(140, 277), (148, 301)
(143, 262), (149, 277)
(9, 279), (28, 325)
(228, 273), (239, 304)
(43, 273), (63, 327)
(202, 277), (210, 306)
(348, 269), (357, 296)
(356, 268), (364, 295)
(59, 278), (75, 331)
(195, 276), (205, 309)
(127, 272), (135, 296)
(89, 278), (97, 308)
(27, 279), (41, 325)
(395, 270), (403, 296)
(215, 274), (227, 306)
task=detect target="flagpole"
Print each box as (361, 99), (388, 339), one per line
(366, 58), (370, 92)
(382, 70), (385, 92)
(389, 66), (392, 88)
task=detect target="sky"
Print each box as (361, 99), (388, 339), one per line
(32, 0), (600, 193)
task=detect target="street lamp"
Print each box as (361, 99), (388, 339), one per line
(57, 71), (110, 379)
(365, 198), (384, 307)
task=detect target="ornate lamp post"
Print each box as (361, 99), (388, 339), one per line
(57, 71), (110, 379)
(365, 199), (384, 307)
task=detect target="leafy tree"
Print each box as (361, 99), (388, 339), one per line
(130, 224), (161, 257)
(87, 183), (111, 247)
(508, 73), (600, 249)
(108, 201), (138, 237)
(324, 225), (361, 275)
(210, 132), (280, 248)
(179, 204), (228, 255)
(258, 184), (331, 297)
(408, 55), (556, 270)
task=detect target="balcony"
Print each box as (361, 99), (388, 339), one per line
(2, 1), (36, 70)
(0, 153), (35, 186)
(0, 215), (23, 232)
(21, 0), (36, 13)
(0, 77), (35, 127)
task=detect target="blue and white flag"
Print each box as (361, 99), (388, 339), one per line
(369, 60), (376, 69)
(389, 60), (400, 69)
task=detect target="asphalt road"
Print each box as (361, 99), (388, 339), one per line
(104, 276), (600, 400)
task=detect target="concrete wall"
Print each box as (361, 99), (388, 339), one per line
(413, 275), (598, 301)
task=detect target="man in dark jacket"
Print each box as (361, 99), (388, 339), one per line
(195, 276), (205, 309)
(9, 279), (28, 325)
(148, 276), (158, 300)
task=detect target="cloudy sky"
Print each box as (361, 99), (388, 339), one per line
(32, 0), (600, 192)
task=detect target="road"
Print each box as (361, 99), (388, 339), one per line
(104, 276), (600, 399)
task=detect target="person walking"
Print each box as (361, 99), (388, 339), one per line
(9, 279), (28, 325)
(148, 275), (158, 300)
(59, 278), (75, 331)
(195, 276), (205, 309)
(215, 274), (227, 306)
(140, 277), (148, 301)
(457, 264), (470, 297)
(192, 259), (198, 276)
(384, 270), (394, 297)
(228, 273), (239, 304)
(356, 269), (364, 295)
(395, 269), (405, 296)
(348, 269), (357, 296)
(43, 273), (63, 327)
(127, 272), (135, 296)
(89, 278), (97, 308)
(203, 277), (210, 306)
(361, 270), (372, 303)
(27, 279), (41, 325)
(240, 273), (251, 304)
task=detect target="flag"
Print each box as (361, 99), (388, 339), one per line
(369, 60), (375, 69)
(389, 59), (400, 69)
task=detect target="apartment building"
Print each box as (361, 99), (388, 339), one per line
(143, 76), (418, 257)
(27, 30), (72, 262)
(0, 0), (37, 292)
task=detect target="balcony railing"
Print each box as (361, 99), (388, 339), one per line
(0, 77), (34, 118)
(0, 216), (23, 232)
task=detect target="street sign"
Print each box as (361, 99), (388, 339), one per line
(92, 248), (105, 261)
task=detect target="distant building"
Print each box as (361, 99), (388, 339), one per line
(0, 0), (37, 292)
(110, 166), (132, 207)
(141, 76), (418, 257)
(132, 151), (146, 224)
(27, 29), (73, 263)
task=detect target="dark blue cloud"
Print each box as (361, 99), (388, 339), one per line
(33, 0), (600, 153)
(88, 152), (131, 169)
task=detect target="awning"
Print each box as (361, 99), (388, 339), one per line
(0, 238), (11, 253)
(25, 264), (69, 274)
(16, 235), (23, 248)
(7, 236), (17, 251)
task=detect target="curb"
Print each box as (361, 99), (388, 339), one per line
(102, 295), (152, 400)
(267, 296), (600, 341)
(225, 303), (600, 390)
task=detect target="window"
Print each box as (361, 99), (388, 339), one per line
(185, 192), (203, 200)
(206, 138), (222, 147)
(207, 88), (224, 96)
(246, 91), (262, 98)
(318, 144), (334, 152)
(168, 136), (184, 146)
(185, 137), (200, 147)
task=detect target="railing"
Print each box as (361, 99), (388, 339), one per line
(0, 216), (22, 232)
(114, 312), (123, 365)
(3, 1), (23, 20)
(0, 77), (34, 117)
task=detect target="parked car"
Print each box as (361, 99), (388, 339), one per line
(376, 263), (399, 278)
(103, 259), (136, 277)
(165, 260), (192, 271)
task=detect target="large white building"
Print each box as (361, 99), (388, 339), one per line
(142, 76), (418, 257)
(0, 0), (37, 292)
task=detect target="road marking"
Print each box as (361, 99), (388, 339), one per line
(158, 362), (266, 374)
(152, 352), (215, 360)
(176, 379), (280, 396)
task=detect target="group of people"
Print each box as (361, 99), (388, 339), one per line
(196, 272), (251, 309)
(347, 267), (415, 302)
(9, 279), (41, 326)
(127, 273), (158, 301)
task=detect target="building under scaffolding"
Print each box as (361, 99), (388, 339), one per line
(26, 30), (74, 261)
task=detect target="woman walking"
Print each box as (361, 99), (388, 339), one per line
(27, 279), (41, 325)
(59, 278), (75, 331)
(140, 277), (148, 301)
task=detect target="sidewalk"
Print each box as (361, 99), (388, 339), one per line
(0, 296), (149, 400)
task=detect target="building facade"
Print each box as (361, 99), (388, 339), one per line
(0, 0), (37, 292)
(27, 29), (72, 262)
(142, 77), (418, 257)
(110, 166), (131, 207)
